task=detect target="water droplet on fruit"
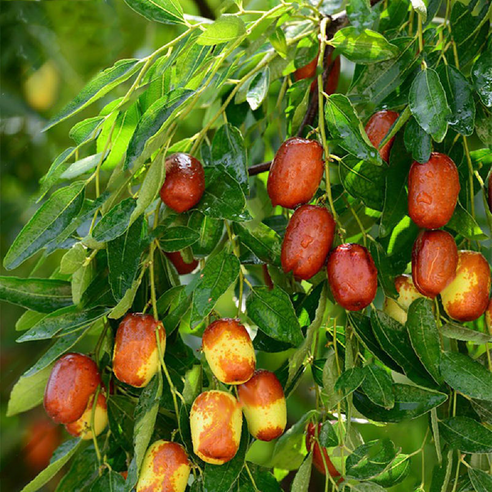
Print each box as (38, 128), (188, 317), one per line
(417, 192), (432, 205)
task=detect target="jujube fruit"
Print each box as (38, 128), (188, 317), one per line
(441, 251), (491, 322)
(160, 153), (205, 213)
(190, 390), (242, 465)
(324, 55), (340, 95)
(113, 313), (166, 388)
(44, 353), (101, 424)
(294, 55), (318, 82)
(294, 53), (340, 95)
(202, 318), (256, 385)
(383, 274), (424, 325)
(327, 244), (378, 311)
(65, 392), (108, 440)
(136, 440), (191, 492)
(412, 230), (458, 298)
(408, 152), (460, 229)
(237, 370), (287, 442)
(23, 419), (61, 473)
(365, 110), (399, 162)
(306, 423), (341, 478)
(281, 205), (335, 280)
(486, 298), (491, 331)
(267, 138), (324, 209)
(166, 251), (198, 275)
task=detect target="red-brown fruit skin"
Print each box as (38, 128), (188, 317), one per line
(294, 55), (318, 82)
(408, 153), (460, 229)
(306, 423), (341, 478)
(166, 251), (198, 275)
(44, 353), (101, 424)
(281, 205), (335, 280)
(159, 153), (205, 213)
(325, 55), (341, 95)
(365, 110), (399, 162)
(23, 419), (61, 473)
(327, 244), (378, 311)
(294, 53), (340, 94)
(267, 138), (324, 209)
(412, 230), (458, 298)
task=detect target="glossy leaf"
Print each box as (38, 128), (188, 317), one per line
(158, 226), (199, 252)
(361, 364), (395, 409)
(319, 420), (338, 447)
(247, 68), (270, 111)
(468, 468), (492, 492)
(446, 202), (488, 241)
(346, 439), (398, 480)
(233, 222), (282, 266)
(90, 469), (125, 492)
(439, 417), (492, 454)
(440, 322), (492, 345)
(404, 117), (432, 163)
(69, 116), (104, 146)
(123, 0), (184, 25)
(335, 367), (365, 397)
(92, 197), (136, 243)
(371, 453), (410, 487)
(472, 47), (492, 107)
(347, 0), (378, 31)
(197, 15), (246, 46)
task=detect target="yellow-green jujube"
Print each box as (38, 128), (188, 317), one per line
(64, 392), (108, 440)
(383, 274), (425, 324)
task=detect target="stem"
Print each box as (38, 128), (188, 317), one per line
(462, 136), (475, 219)
(90, 386), (103, 465)
(417, 13), (424, 56)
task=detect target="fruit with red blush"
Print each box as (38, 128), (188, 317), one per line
(166, 251), (198, 275)
(306, 423), (342, 478)
(65, 392), (108, 440)
(365, 110), (399, 162)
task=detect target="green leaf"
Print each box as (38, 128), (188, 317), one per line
(15, 310), (46, 332)
(59, 153), (104, 181)
(92, 197), (136, 243)
(55, 446), (99, 492)
(319, 420), (338, 447)
(20, 439), (82, 492)
(4, 181), (85, 270)
(429, 449), (453, 492)
(233, 222), (282, 266)
(123, 0), (184, 25)
(322, 352), (343, 409)
(440, 352), (492, 402)
(361, 364), (395, 409)
(331, 27), (399, 64)
(269, 27), (288, 58)
(352, 483), (387, 492)
(246, 286), (304, 346)
(188, 212), (223, 258)
(404, 117), (432, 163)
(346, 439), (398, 480)
(325, 94), (382, 166)
(468, 468), (492, 492)
(7, 364), (52, 417)
(347, 0), (378, 31)
(446, 201), (488, 241)
(476, 103), (492, 147)
(440, 322), (492, 344)
(157, 285), (192, 334)
(0, 277), (72, 313)
(158, 226), (200, 252)
(409, 68), (451, 142)
(45, 59), (141, 130)
(69, 116), (105, 146)
(291, 453), (313, 492)
(406, 298), (442, 384)
(472, 47), (492, 107)
(247, 68), (270, 111)
(371, 453), (410, 487)
(439, 417), (492, 454)
(90, 469), (126, 492)
(60, 243), (87, 275)
(335, 367), (366, 397)
(312, 358), (326, 387)
(197, 15), (246, 46)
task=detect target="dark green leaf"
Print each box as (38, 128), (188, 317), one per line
(440, 323), (492, 344)
(371, 453), (410, 487)
(197, 15), (246, 45)
(472, 47), (492, 107)
(108, 396), (135, 451)
(404, 117), (432, 163)
(439, 417), (492, 454)
(446, 202), (488, 241)
(157, 285), (191, 335)
(369, 240), (398, 297)
(312, 358), (326, 387)
(158, 226), (199, 252)
(69, 116), (104, 146)
(319, 420), (338, 447)
(55, 446), (99, 492)
(291, 453), (313, 492)
(361, 364), (395, 409)
(188, 212), (224, 258)
(90, 469), (125, 492)
(429, 449), (453, 492)
(468, 468), (492, 492)
(233, 222), (282, 266)
(476, 103), (492, 147)
(347, 0), (378, 31)
(93, 197), (136, 243)
(346, 439), (398, 480)
(335, 367), (365, 397)
(123, 0), (184, 25)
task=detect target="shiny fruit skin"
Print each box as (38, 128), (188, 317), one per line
(44, 353), (101, 424)
(202, 319), (255, 385)
(281, 205), (336, 280)
(441, 251), (491, 322)
(383, 275), (424, 324)
(23, 419), (61, 473)
(136, 440), (191, 492)
(325, 55), (340, 95)
(113, 314), (166, 388)
(238, 370), (287, 442)
(166, 251), (198, 275)
(408, 153), (460, 229)
(365, 110), (399, 162)
(190, 391), (242, 465)
(65, 392), (108, 440)
(294, 55), (318, 81)
(327, 244), (378, 311)
(267, 138), (324, 209)
(295, 53), (340, 95)
(412, 230), (458, 298)
(160, 153), (205, 213)
(306, 423), (341, 477)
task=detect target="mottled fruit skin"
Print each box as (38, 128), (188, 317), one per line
(441, 251), (491, 322)
(383, 275), (424, 324)
(113, 314), (166, 388)
(267, 138), (324, 209)
(190, 391), (242, 465)
(412, 230), (458, 298)
(137, 440), (191, 492)
(23, 419), (61, 473)
(238, 370), (287, 441)
(166, 251), (198, 275)
(160, 153), (205, 213)
(306, 423), (341, 477)
(65, 392), (108, 440)
(202, 319), (256, 385)
(365, 110), (399, 162)
(408, 153), (460, 229)
(44, 353), (101, 424)
(281, 205), (336, 280)
(327, 244), (378, 311)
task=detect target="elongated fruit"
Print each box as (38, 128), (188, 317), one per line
(160, 153), (205, 213)
(65, 392), (108, 440)
(166, 251), (198, 275)
(306, 423), (342, 477)
(113, 313), (166, 388)
(327, 244), (378, 311)
(238, 370), (287, 441)
(190, 390), (242, 465)
(486, 298), (491, 332)
(23, 419), (61, 473)
(137, 440), (191, 492)
(267, 138), (324, 209)
(441, 251), (491, 322)
(365, 110), (399, 162)
(412, 230), (458, 298)
(408, 152), (460, 229)
(383, 274), (424, 325)
(44, 353), (101, 424)
(294, 53), (340, 95)
(281, 205), (335, 280)
(202, 318), (255, 385)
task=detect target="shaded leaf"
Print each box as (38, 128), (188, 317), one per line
(439, 417), (492, 454)
(361, 364), (395, 409)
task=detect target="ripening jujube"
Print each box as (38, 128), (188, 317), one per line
(23, 419), (61, 473)
(267, 137), (324, 209)
(383, 274), (424, 325)
(365, 110), (399, 162)
(294, 53), (340, 95)
(486, 298), (492, 332)
(408, 152), (460, 229)
(160, 153), (205, 213)
(441, 251), (491, 322)
(202, 318), (256, 385)
(136, 440), (191, 492)
(190, 390), (242, 465)
(113, 313), (166, 388)
(281, 205), (335, 280)
(44, 353), (101, 424)
(166, 251), (199, 275)
(327, 244), (378, 311)
(306, 423), (342, 478)
(412, 230), (458, 298)
(65, 392), (108, 440)
(237, 370), (287, 442)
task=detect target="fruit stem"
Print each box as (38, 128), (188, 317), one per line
(90, 385), (103, 466)
(462, 136), (476, 220)
(417, 13), (424, 57)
